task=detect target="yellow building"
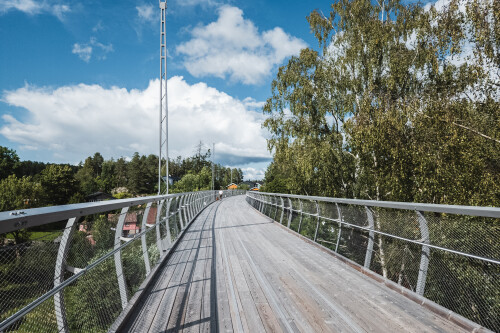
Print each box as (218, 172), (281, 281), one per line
(227, 183), (238, 190)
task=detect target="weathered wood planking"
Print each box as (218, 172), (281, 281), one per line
(120, 196), (471, 333)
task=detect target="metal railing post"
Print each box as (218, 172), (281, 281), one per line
(114, 207), (130, 310)
(178, 195), (185, 229)
(364, 206), (375, 269)
(297, 199), (303, 233)
(54, 216), (80, 333)
(183, 194), (190, 225)
(335, 203), (342, 253)
(164, 198), (172, 249)
(314, 201), (320, 242)
(287, 198), (293, 228)
(141, 203), (153, 275)
(274, 196), (279, 221)
(185, 194), (192, 222)
(279, 196), (285, 224)
(155, 200), (165, 256)
(416, 211), (430, 296)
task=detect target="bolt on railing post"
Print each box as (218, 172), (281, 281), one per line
(287, 198), (293, 229)
(114, 206), (130, 310)
(279, 196), (285, 224)
(335, 203), (342, 253)
(314, 201), (321, 242)
(297, 199), (303, 233)
(364, 206), (375, 269)
(54, 216), (80, 333)
(416, 211), (430, 296)
(141, 203), (153, 275)
(156, 200), (165, 256)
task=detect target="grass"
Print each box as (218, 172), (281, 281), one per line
(5, 230), (62, 242)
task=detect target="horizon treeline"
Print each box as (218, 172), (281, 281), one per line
(261, 0), (499, 207)
(0, 144), (244, 212)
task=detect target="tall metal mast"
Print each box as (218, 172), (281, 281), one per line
(158, 0), (169, 194)
(212, 143), (215, 191)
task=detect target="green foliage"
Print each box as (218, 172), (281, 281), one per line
(112, 192), (133, 199)
(262, 0), (499, 206)
(40, 164), (78, 206)
(0, 175), (41, 212)
(172, 166), (212, 193)
(0, 146), (19, 180)
(92, 215), (115, 252)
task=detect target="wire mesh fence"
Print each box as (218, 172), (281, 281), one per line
(0, 190), (243, 332)
(247, 191), (500, 332)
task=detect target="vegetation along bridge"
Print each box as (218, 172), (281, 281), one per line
(0, 190), (498, 332)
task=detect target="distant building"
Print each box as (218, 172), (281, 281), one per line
(162, 175), (180, 186)
(85, 192), (114, 202)
(227, 183), (238, 190)
(123, 212), (139, 236)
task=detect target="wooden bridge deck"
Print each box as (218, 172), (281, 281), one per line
(120, 195), (467, 333)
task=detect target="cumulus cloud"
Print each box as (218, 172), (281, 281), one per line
(239, 167), (266, 180)
(0, 77), (271, 175)
(136, 4), (155, 23)
(72, 38), (113, 62)
(176, 6), (307, 85)
(0, 0), (70, 20)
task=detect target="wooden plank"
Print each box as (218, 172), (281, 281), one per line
(147, 208), (210, 332)
(122, 196), (471, 333)
(166, 215), (206, 332)
(200, 220), (215, 333)
(123, 216), (197, 332)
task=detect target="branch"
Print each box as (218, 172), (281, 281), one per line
(451, 121), (500, 144)
(423, 115), (500, 144)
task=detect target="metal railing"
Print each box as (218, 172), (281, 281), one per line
(246, 191), (500, 332)
(0, 190), (244, 332)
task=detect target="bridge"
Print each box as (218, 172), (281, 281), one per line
(0, 190), (498, 332)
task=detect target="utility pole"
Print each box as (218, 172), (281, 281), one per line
(212, 143), (215, 191)
(158, 0), (169, 194)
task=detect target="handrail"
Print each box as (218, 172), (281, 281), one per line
(246, 191), (499, 332)
(0, 192), (190, 234)
(255, 191), (500, 218)
(0, 189), (245, 332)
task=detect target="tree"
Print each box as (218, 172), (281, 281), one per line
(0, 175), (41, 212)
(40, 164), (78, 205)
(0, 146), (19, 180)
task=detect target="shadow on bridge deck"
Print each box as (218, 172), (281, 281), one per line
(116, 196), (468, 333)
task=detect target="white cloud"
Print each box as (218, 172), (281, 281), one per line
(92, 20), (104, 32)
(240, 167), (266, 180)
(176, 6), (307, 85)
(0, 0), (70, 20)
(136, 4), (155, 23)
(72, 38), (113, 62)
(72, 43), (92, 62)
(0, 77), (271, 170)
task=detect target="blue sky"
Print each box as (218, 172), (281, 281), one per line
(0, 0), (333, 180)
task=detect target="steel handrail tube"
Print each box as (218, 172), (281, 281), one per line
(254, 191), (500, 218)
(247, 192), (500, 265)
